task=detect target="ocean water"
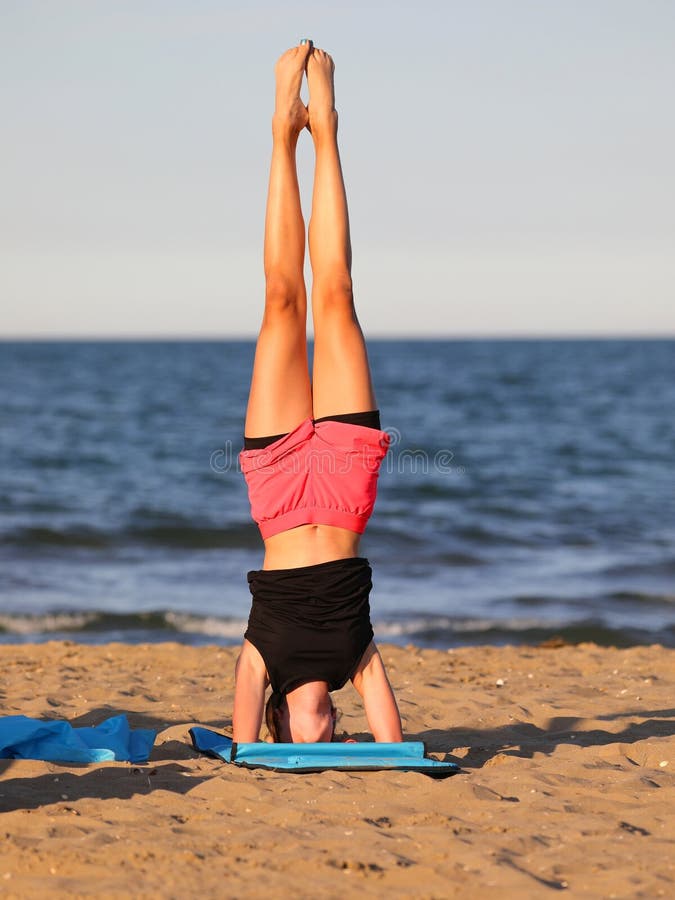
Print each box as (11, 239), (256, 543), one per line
(1, 339), (674, 648)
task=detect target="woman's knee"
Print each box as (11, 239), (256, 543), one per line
(312, 275), (355, 318)
(264, 272), (306, 319)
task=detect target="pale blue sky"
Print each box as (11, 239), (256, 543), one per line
(2, 0), (674, 336)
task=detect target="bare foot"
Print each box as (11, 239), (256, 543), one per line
(273, 42), (311, 138)
(306, 47), (337, 138)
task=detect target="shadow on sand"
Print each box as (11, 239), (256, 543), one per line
(408, 707), (675, 768)
(0, 707), (232, 814)
(2, 705), (673, 812)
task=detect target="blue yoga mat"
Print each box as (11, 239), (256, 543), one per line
(189, 727), (459, 777)
(0, 714), (156, 763)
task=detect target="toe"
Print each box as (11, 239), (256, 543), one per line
(275, 47), (293, 68)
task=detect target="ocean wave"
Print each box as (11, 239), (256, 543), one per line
(436, 551), (487, 566)
(0, 610), (248, 640)
(608, 590), (675, 606)
(373, 615), (675, 649)
(1, 522), (258, 551)
(0, 609), (672, 649)
(3, 526), (111, 549)
(0, 612), (99, 635)
(126, 524), (257, 549)
(164, 612), (249, 639)
(453, 524), (542, 548)
(510, 590), (675, 609)
(602, 559), (675, 578)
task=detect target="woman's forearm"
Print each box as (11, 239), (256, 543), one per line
(232, 643), (268, 742)
(363, 679), (403, 742)
(352, 643), (403, 742)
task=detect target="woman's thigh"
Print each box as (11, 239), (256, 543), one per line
(245, 301), (312, 438)
(311, 298), (376, 420)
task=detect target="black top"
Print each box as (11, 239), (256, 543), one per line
(244, 556), (375, 696)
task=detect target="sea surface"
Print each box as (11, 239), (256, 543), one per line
(1, 339), (673, 648)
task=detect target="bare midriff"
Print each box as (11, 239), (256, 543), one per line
(262, 524), (361, 570)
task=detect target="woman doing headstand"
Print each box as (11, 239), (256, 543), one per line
(233, 41), (402, 744)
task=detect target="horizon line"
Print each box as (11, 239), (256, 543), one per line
(1, 332), (674, 342)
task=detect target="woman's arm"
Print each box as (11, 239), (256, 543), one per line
(351, 642), (403, 742)
(232, 640), (269, 742)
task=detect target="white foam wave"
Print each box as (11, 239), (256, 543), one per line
(0, 612), (97, 635)
(373, 615), (566, 636)
(164, 612), (247, 638)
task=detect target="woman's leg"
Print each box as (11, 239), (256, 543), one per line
(244, 42), (313, 438)
(306, 48), (377, 419)
(235, 44), (312, 742)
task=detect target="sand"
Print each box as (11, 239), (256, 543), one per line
(0, 641), (673, 898)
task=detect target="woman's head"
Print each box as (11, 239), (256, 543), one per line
(265, 681), (336, 742)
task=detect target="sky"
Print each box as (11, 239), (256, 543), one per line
(1, 0), (674, 337)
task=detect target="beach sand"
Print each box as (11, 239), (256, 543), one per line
(1, 641), (673, 898)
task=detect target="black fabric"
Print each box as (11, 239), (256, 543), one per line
(243, 430), (289, 450)
(244, 557), (374, 696)
(243, 410), (381, 451)
(313, 410), (381, 429)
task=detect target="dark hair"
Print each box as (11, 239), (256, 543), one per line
(265, 691), (284, 742)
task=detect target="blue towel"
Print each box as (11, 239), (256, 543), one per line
(189, 727), (459, 777)
(0, 714), (156, 763)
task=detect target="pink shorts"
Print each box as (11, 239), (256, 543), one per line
(239, 417), (390, 539)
